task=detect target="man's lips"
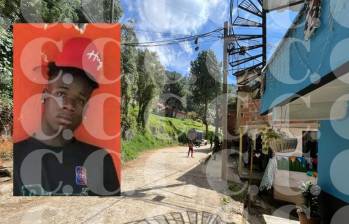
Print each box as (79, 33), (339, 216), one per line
(56, 114), (73, 125)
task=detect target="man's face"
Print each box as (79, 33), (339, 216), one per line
(42, 71), (94, 134)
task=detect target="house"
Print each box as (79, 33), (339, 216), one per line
(176, 111), (187, 119)
(154, 102), (167, 116)
(261, 0), (349, 222)
(233, 68), (318, 205)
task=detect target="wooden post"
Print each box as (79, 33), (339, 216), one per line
(249, 139), (254, 184)
(239, 127), (243, 176)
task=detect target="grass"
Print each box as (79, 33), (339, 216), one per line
(122, 114), (214, 162)
(121, 131), (177, 162)
(147, 114), (209, 138)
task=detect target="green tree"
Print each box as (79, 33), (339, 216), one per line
(41, 0), (81, 22)
(0, 27), (13, 134)
(189, 50), (222, 136)
(0, 0), (80, 23)
(121, 23), (139, 137)
(136, 49), (165, 129)
(162, 71), (186, 118)
(81, 0), (122, 22)
(0, 0), (122, 23)
(0, 0), (21, 22)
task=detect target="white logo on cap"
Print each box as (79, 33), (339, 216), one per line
(86, 50), (103, 71)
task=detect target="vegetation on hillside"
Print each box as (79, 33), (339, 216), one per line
(122, 114), (214, 162)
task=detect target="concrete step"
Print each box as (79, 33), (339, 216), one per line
(263, 214), (299, 224)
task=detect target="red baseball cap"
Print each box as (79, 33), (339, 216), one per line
(54, 37), (102, 87)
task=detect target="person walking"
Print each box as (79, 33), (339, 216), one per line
(188, 140), (194, 158)
(209, 136), (213, 149)
(212, 135), (220, 160)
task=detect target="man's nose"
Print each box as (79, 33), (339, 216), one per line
(62, 96), (77, 112)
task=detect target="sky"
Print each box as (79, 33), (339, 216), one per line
(119, 0), (299, 84)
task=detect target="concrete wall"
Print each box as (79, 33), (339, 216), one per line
(261, 0), (349, 114)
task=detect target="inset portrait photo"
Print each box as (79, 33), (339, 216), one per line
(13, 24), (121, 196)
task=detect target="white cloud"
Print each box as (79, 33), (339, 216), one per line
(136, 0), (228, 34)
(137, 32), (192, 73)
(129, 0), (228, 73)
(179, 41), (193, 54)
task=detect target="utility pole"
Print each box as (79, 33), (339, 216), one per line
(221, 21), (229, 180)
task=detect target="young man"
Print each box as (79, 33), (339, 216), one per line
(13, 38), (120, 196)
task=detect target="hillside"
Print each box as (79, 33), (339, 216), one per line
(122, 114), (214, 162)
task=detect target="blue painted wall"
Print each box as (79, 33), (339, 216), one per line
(318, 114), (349, 203)
(261, 0), (349, 114)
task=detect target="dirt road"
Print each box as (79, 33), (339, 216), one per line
(0, 146), (244, 223)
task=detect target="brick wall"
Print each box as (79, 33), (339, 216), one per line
(239, 98), (269, 126)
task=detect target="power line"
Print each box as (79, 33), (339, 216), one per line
(130, 38), (223, 48)
(123, 29), (223, 46)
(125, 26), (193, 37)
(122, 28), (224, 47)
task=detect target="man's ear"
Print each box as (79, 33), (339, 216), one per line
(41, 88), (48, 103)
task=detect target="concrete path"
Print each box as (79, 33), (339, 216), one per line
(0, 146), (244, 224)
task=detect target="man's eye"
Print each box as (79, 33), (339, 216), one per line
(55, 91), (65, 97)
